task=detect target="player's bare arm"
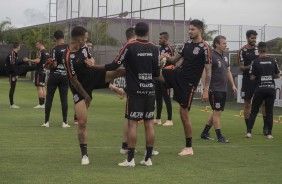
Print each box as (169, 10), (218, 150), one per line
(202, 63), (211, 102)
(165, 53), (182, 64)
(227, 69), (237, 93)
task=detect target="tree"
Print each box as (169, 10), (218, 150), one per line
(202, 19), (218, 41)
(0, 20), (12, 44)
(88, 19), (119, 46)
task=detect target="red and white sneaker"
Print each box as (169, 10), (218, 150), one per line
(178, 147), (194, 156)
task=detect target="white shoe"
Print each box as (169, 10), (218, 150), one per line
(33, 104), (44, 109)
(154, 119), (162, 125)
(246, 133), (252, 138)
(267, 135), (274, 139)
(140, 158), (152, 166)
(10, 104), (20, 108)
(162, 120), (173, 126)
(118, 159), (135, 167)
(120, 148), (128, 155)
(62, 122), (70, 128)
(81, 155), (90, 165)
(144, 150), (159, 156)
(41, 122), (49, 128)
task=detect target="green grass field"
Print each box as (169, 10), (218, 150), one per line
(0, 77), (281, 184)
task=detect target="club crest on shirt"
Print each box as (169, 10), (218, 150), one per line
(224, 56), (228, 62)
(199, 43), (204, 47)
(193, 47), (200, 55)
(255, 49), (259, 55)
(70, 54), (75, 59)
(165, 47), (169, 50)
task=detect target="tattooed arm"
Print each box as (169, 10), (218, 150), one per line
(202, 63), (211, 102)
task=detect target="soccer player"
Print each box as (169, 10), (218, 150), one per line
(5, 42), (26, 108)
(63, 26), (125, 165)
(238, 30), (267, 135)
(89, 22), (160, 167)
(247, 42), (280, 139)
(41, 30), (70, 128)
(200, 36), (237, 143)
(163, 19), (211, 156)
(154, 32), (174, 126)
(23, 40), (50, 108)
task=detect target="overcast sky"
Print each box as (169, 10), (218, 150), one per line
(1, 0), (282, 27)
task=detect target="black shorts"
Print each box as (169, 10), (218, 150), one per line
(209, 90), (226, 111)
(125, 96), (155, 121)
(241, 76), (256, 100)
(34, 72), (46, 87)
(71, 70), (109, 104)
(162, 69), (195, 110)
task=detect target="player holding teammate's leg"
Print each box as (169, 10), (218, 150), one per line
(247, 42), (280, 139)
(24, 40), (50, 109)
(88, 22), (160, 166)
(163, 19), (211, 156)
(200, 36), (237, 143)
(42, 30), (70, 128)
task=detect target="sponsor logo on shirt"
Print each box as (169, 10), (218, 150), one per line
(137, 53), (153, 57)
(261, 76), (272, 81)
(193, 47), (200, 55)
(140, 83), (153, 88)
(138, 73), (152, 80)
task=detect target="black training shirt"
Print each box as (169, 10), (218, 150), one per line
(249, 56), (280, 91)
(105, 39), (160, 96)
(179, 40), (211, 86)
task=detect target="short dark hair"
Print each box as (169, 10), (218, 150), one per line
(160, 32), (169, 39)
(37, 40), (44, 45)
(258, 42), (267, 53)
(54, 30), (64, 40)
(213, 35), (226, 49)
(86, 39), (92, 44)
(246, 30), (258, 38)
(189, 19), (204, 30)
(135, 22), (149, 37)
(125, 27), (135, 40)
(12, 42), (20, 49)
(71, 26), (88, 39)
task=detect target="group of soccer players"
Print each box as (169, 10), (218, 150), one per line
(5, 19), (280, 166)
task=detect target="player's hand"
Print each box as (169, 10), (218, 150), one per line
(23, 57), (29, 62)
(232, 85), (238, 93)
(201, 90), (209, 102)
(44, 58), (53, 69)
(85, 58), (95, 67)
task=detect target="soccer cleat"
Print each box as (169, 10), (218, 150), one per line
(10, 104), (20, 108)
(62, 122), (70, 128)
(118, 159), (135, 167)
(41, 122), (49, 128)
(140, 158), (153, 166)
(178, 147), (194, 156)
(246, 133), (252, 138)
(162, 120), (173, 126)
(263, 128), (269, 136)
(267, 135), (274, 139)
(152, 150), (159, 156)
(81, 155), (90, 165)
(33, 104), (45, 109)
(154, 119), (162, 125)
(217, 137), (229, 143)
(144, 150), (159, 156)
(33, 104), (41, 109)
(120, 148), (128, 155)
(201, 133), (214, 140)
